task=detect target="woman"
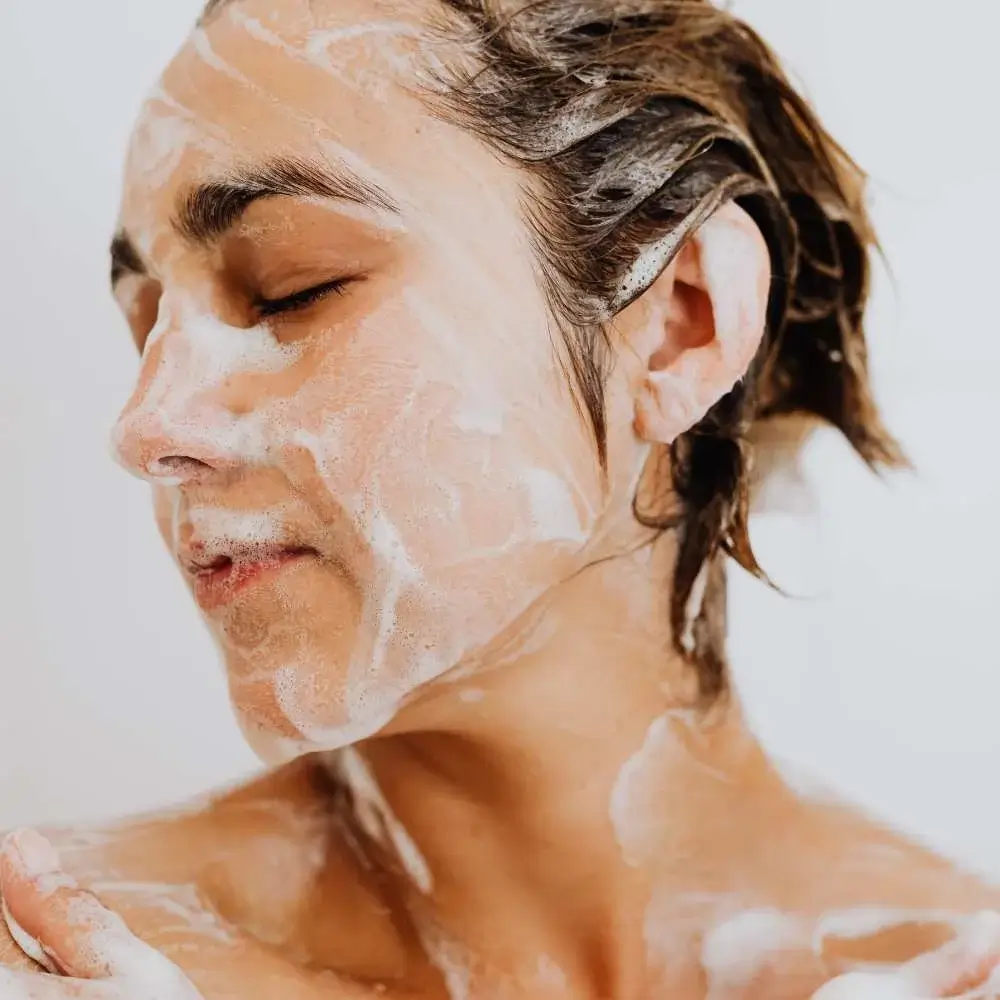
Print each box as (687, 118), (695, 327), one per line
(2, 0), (998, 997)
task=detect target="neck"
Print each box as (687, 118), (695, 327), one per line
(338, 535), (781, 995)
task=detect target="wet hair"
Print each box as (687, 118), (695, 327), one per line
(201, 0), (904, 701)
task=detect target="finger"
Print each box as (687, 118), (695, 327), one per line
(3, 895), (59, 973)
(0, 967), (122, 999)
(0, 833), (77, 975)
(0, 831), (181, 985)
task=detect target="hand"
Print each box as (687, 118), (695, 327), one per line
(812, 911), (1000, 1000)
(0, 829), (203, 998)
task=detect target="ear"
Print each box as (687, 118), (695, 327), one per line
(619, 202), (771, 444)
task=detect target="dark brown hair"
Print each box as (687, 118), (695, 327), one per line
(202, 0), (904, 700)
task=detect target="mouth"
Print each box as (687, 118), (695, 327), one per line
(186, 546), (315, 611)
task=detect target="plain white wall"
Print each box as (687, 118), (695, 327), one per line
(1, 0), (998, 875)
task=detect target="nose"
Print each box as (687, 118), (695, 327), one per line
(112, 402), (222, 485)
(111, 299), (252, 486)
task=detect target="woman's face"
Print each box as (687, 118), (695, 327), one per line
(110, 0), (620, 761)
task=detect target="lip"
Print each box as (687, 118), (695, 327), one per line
(189, 548), (313, 611)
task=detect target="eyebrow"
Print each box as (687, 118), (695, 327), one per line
(110, 232), (147, 287)
(176, 155), (400, 245)
(109, 155), (400, 288)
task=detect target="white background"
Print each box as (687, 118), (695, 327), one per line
(0, 1), (997, 875)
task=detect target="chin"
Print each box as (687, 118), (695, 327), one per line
(237, 710), (402, 765)
(238, 721), (315, 766)
(230, 666), (408, 764)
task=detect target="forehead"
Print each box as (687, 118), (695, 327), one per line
(119, 0), (481, 241)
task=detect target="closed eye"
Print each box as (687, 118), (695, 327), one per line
(255, 278), (351, 319)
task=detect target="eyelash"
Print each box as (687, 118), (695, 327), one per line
(255, 278), (350, 319)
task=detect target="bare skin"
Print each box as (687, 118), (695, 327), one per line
(3, 0), (999, 997)
(3, 750), (1000, 998)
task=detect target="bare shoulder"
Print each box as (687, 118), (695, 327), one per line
(644, 784), (1000, 998)
(40, 756), (330, 888)
(4, 757), (338, 960)
(43, 756), (421, 983)
(754, 798), (999, 992)
(0, 760), (329, 974)
(793, 795), (1000, 915)
(2, 759), (436, 996)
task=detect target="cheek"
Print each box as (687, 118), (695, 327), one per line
(209, 293), (604, 750)
(407, 429), (593, 577)
(292, 364), (594, 585)
(279, 292), (598, 561)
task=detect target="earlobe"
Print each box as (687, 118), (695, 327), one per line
(631, 201), (771, 444)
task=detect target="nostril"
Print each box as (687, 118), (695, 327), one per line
(150, 456), (193, 474)
(147, 455), (215, 482)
